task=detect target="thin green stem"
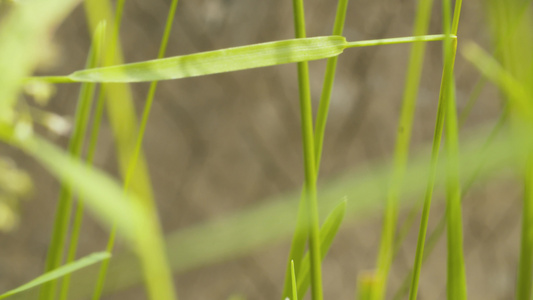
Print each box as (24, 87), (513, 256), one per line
(371, 0), (435, 299)
(314, 0), (349, 173)
(123, 0), (179, 193)
(345, 34), (452, 49)
(443, 1), (466, 299)
(39, 25), (101, 300)
(89, 0), (127, 297)
(291, 0), (322, 299)
(58, 22), (106, 300)
(517, 156), (533, 300)
(291, 260), (298, 300)
(282, 1), (349, 298)
(393, 108), (509, 300)
(91, 0), (180, 300)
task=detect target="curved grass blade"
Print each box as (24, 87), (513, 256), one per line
(296, 200), (346, 299)
(70, 36), (347, 83)
(0, 252), (110, 300)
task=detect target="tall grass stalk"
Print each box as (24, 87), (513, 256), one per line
(57, 22), (106, 300)
(291, 0), (323, 298)
(393, 107), (509, 300)
(83, 1), (177, 300)
(370, 0), (435, 298)
(442, 0), (467, 299)
(38, 21), (105, 300)
(282, 0), (348, 298)
(91, 1), (180, 299)
(88, 1), (129, 298)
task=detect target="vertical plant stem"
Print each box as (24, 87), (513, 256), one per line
(89, 0), (180, 300)
(282, 1), (348, 299)
(517, 156), (533, 300)
(291, 260), (298, 300)
(89, 1), (128, 298)
(372, 0), (434, 299)
(38, 22), (105, 300)
(58, 22), (106, 300)
(313, 0), (349, 169)
(291, 0), (322, 299)
(442, 0), (466, 299)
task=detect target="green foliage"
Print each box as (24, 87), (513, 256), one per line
(1, 1), (533, 300)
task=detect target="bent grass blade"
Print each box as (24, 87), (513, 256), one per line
(0, 252), (110, 300)
(30, 35), (451, 84)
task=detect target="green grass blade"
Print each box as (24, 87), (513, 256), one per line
(39, 21), (103, 300)
(296, 200), (347, 299)
(370, 0), (435, 298)
(69, 36), (346, 83)
(57, 21), (106, 300)
(124, 0), (180, 193)
(83, 1), (176, 300)
(518, 158), (533, 300)
(442, 1), (467, 299)
(468, 2), (533, 298)
(462, 43), (532, 119)
(290, 0), (323, 298)
(83, 0), (156, 210)
(0, 252), (110, 300)
(314, 0), (349, 176)
(393, 109), (509, 300)
(112, 1), (181, 299)
(344, 34), (450, 48)
(283, 0), (349, 297)
(291, 260), (298, 300)
(29, 34), (449, 84)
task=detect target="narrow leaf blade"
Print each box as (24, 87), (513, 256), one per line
(69, 36), (346, 82)
(0, 252), (110, 299)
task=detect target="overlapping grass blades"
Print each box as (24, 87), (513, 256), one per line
(83, 1), (179, 300)
(282, 0), (348, 299)
(57, 21), (106, 300)
(296, 201), (346, 297)
(290, 0), (323, 298)
(442, 1), (467, 299)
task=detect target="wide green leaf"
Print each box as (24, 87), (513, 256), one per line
(0, 252), (110, 299)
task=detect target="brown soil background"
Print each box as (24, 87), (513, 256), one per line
(0, 0), (521, 299)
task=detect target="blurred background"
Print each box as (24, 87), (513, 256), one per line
(0, 0), (519, 299)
